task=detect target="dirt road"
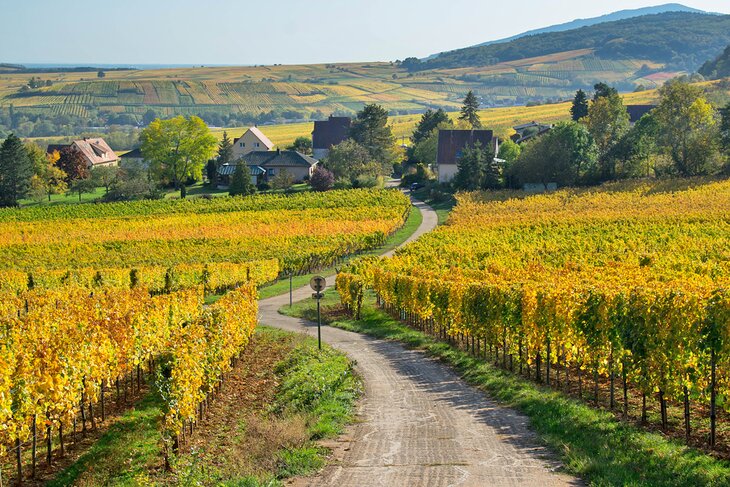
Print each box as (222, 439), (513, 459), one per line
(258, 198), (579, 486)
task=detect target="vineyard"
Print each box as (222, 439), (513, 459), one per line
(338, 179), (730, 448)
(0, 188), (411, 482)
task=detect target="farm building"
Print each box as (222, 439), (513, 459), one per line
(436, 129), (499, 183)
(312, 116), (351, 160)
(232, 127), (275, 159)
(47, 137), (118, 168)
(510, 121), (553, 144)
(216, 163), (267, 188)
(119, 147), (146, 166)
(626, 104), (656, 124)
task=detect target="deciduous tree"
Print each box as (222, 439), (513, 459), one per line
(654, 80), (720, 176)
(309, 166), (334, 191)
(30, 148), (67, 201)
(585, 93), (630, 179)
(57, 146), (89, 182)
(141, 116), (217, 198)
(287, 136), (313, 155)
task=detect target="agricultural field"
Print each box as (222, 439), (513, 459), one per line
(0, 189), (411, 484)
(338, 178), (730, 450)
(0, 48), (684, 126)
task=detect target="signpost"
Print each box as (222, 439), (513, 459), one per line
(310, 276), (326, 350)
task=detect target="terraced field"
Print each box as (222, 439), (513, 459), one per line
(0, 49), (682, 124)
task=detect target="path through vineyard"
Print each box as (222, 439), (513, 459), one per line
(259, 198), (580, 486)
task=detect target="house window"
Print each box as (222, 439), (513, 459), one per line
(256, 142), (260, 147)
(267, 168), (275, 176)
(240, 142), (245, 147)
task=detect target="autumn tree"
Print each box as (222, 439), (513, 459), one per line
(57, 146), (89, 182)
(141, 116), (217, 197)
(459, 91), (482, 129)
(654, 80), (720, 176)
(29, 147), (67, 201)
(309, 166), (334, 191)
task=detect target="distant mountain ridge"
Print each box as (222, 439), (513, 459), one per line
(419, 12), (730, 72)
(426, 4), (713, 60)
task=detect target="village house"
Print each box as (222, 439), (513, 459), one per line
(312, 115), (351, 160)
(232, 127), (275, 160)
(47, 137), (118, 168)
(119, 147), (146, 166)
(436, 129), (499, 183)
(626, 104), (656, 124)
(217, 149), (318, 187)
(510, 121), (553, 144)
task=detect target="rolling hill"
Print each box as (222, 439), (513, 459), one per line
(700, 45), (730, 80)
(1, 10), (729, 138)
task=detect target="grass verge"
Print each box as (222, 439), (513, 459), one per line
(281, 291), (730, 486)
(49, 326), (360, 486)
(411, 186), (454, 225)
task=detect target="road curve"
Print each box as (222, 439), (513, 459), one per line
(258, 197), (579, 487)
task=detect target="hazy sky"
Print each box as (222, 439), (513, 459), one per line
(2, 0), (729, 65)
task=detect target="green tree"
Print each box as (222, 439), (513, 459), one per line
(509, 121), (598, 187)
(571, 89), (589, 121)
(720, 102), (730, 158)
(608, 113), (660, 179)
(497, 138), (522, 188)
(218, 131), (234, 166)
(324, 139), (390, 182)
(92, 165), (118, 195)
(411, 109), (451, 145)
(458, 91), (482, 129)
(654, 80), (720, 176)
(140, 115), (217, 197)
(228, 164), (256, 196)
(349, 104), (396, 164)
(67, 177), (97, 202)
(0, 134), (33, 206)
(270, 170), (295, 190)
(287, 136), (313, 155)
(453, 141), (496, 190)
(585, 93), (630, 179)
(593, 82), (618, 101)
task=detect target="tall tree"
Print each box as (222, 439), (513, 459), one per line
(287, 136), (313, 155)
(412, 109), (451, 145)
(228, 164), (256, 196)
(349, 104), (396, 164)
(720, 102), (730, 158)
(571, 89), (589, 121)
(459, 91), (482, 129)
(324, 139), (387, 182)
(141, 115), (218, 197)
(0, 134), (33, 206)
(218, 131), (234, 166)
(593, 82), (618, 101)
(28, 144), (67, 201)
(453, 141), (495, 190)
(585, 92), (630, 180)
(608, 113), (659, 179)
(57, 147), (89, 182)
(654, 80), (720, 176)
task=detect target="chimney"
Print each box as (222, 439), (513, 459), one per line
(276, 148), (281, 155)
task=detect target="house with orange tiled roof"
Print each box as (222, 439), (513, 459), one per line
(232, 127), (275, 160)
(47, 137), (118, 168)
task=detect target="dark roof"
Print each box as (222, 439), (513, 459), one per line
(217, 164), (266, 176)
(511, 125), (552, 144)
(626, 105), (656, 123)
(241, 150), (318, 168)
(120, 148), (143, 158)
(46, 144), (69, 154)
(437, 129), (495, 165)
(312, 116), (351, 150)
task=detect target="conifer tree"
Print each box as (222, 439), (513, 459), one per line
(0, 134), (33, 207)
(458, 91), (482, 129)
(229, 164), (255, 196)
(571, 89), (589, 121)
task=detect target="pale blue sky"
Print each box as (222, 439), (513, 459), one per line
(1, 0), (728, 65)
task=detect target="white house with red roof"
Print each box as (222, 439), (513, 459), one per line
(46, 137), (118, 168)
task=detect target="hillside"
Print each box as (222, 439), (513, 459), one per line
(700, 45), (730, 79)
(2, 10), (729, 137)
(451, 3), (708, 52)
(421, 12), (730, 71)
